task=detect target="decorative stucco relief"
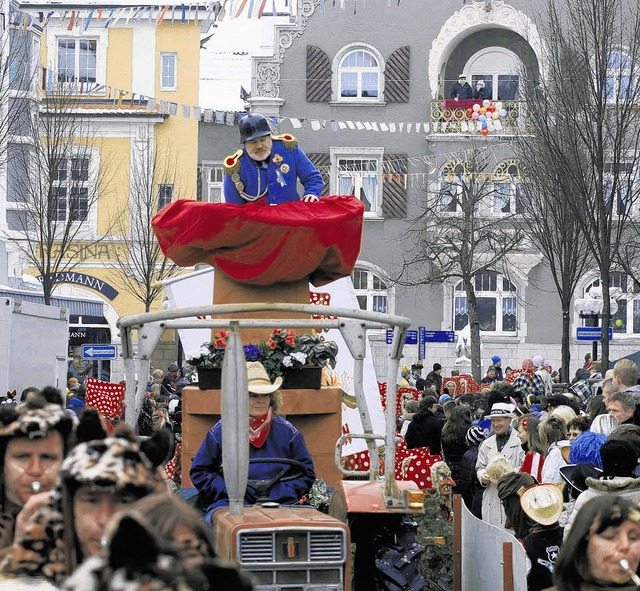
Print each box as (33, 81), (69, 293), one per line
(254, 0), (318, 98)
(428, 0), (545, 99)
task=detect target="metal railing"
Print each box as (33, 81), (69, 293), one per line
(429, 100), (526, 135)
(117, 303), (411, 514)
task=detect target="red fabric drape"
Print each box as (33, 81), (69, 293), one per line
(152, 195), (364, 287)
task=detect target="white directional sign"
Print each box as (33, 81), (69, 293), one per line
(82, 344), (117, 360)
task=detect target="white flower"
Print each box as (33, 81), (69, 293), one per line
(290, 352), (307, 364)
(282, 356), (293, 367)
(198, 346), (210, 358)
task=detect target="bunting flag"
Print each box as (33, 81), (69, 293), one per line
(85, 377), (125, 419)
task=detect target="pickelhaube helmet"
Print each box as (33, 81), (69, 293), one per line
(239, 113), (271, 143)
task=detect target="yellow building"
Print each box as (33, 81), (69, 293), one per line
(6, 2), (213, 379)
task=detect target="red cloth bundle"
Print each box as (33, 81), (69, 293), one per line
(152, 195), (364, 287)
(85, 377), (125, 419)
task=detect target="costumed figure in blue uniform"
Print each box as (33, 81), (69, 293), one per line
(190, 362), (316, 524)
(223, 113), (324, 205)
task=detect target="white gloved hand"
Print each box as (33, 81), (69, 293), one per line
(302, 194), (319, 203)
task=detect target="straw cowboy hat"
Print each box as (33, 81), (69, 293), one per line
(247, 362), (283, 394)
(520, 483), (564, 526)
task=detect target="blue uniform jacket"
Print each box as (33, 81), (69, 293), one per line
(223, 137), (324, 205)
(190, 414), (316, 516)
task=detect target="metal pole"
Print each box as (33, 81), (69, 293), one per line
(453, 495), (462, 591)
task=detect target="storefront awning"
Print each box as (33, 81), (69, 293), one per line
(0, 288), (103, 317)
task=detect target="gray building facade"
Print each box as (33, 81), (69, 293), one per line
(198, 0), (640, 377)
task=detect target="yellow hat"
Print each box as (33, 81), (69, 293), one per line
(247, 361), (283, 394)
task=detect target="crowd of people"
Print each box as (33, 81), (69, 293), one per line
(398, 354), (640, 591)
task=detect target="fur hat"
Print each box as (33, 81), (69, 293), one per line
(0, 397), (74, 442)
(247, 362), (283, 394)
(520, 484), (563, 526)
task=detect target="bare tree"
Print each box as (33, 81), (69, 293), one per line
(513, 159), (590, 382)
(522, 0), (640, 369)
(4, 79), (115, 303)
(109, 135), (180, 312)
(394, 148), (523, 381)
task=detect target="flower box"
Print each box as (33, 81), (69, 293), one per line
(282, 366), (323, 390)
(197, 368), (221, 390)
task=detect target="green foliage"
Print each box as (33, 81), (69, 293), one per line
(416, 497), (454, 591)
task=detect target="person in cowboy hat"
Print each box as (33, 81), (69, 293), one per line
(223, 113), (324, 206)
(520, 484), (565, 591)
(475, 403), (525, 529)
(190, 362), (316, 525)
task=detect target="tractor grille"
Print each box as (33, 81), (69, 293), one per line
(238, 529), (346, 565)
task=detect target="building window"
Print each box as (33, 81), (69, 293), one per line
(493, 160), (525, 214)
(339, 49), (379, 99)
(466, 47), (521, 101)
(352, 268), (389, 313)
(331, 147), (383, 218)
(604, 162), (636, 216)
(606, 51), (634, 101)
(158, 184), (173, 211)
(438, 161), (470, 213)
(332, 44), (385, 104)
(453, 273), (517, 333)
(201, 164), (224, 202)
(57, 38), (97, 84)
(583, 273), (640, 334)
(161, 53), (177, 91)
(51, 157), (90, 222)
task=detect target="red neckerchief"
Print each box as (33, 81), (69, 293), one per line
(249, 407), (273, 448)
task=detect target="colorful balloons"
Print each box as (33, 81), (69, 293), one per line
(499, 109), (507, 117)
(472, 112), (479, 120)
(481, 128), (489, 136)
(466, 107), (473, 116)
(472, 104), (481, 112)
(479, 107), (488, 115)
(482, 99), (491, 107)
(491, 111), (500, 119)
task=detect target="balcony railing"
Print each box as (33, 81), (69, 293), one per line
(429, 100), (525, 135)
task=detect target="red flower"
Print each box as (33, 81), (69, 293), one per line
(285, 337), (295, 346)
(270, 341), (277, 349)
(273, 329), (281, 335)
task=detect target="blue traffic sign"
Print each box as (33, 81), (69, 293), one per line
(576, 327), (613, 342)
(418, 326), (426, 360)
(422, 330), (456, 343)
(82, 344), (117, 359)
(386, 329), (418, 345)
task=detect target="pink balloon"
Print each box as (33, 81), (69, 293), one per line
(472, 112), (479, 120)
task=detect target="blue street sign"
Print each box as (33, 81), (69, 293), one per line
(418, 326), (426, 360)
(82, 344), (117, 359)
(386, 329), (418, 345)
(576, 327), (613, 342)
(422, 330), (456, 343)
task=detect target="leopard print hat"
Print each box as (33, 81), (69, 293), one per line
(0, 401), (74, 446)
(60, 435), (167, 496)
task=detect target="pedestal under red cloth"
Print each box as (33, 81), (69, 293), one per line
(152, 195), (364, 287)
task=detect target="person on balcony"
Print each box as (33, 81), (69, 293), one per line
(450, 74), (473, 100)
(474, 79), (491, 100)
(223, 113), (324, 206)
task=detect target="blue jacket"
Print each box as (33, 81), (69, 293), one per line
(190, 414), (316, 513)
(450, 82), (473, 100)
(223, 135), (324, 205)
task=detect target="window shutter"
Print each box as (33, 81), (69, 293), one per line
(382, 153), (408, 218)
(306, 46), (332, 103)
(385, 46), (410, 103)
(306, 153), (330, 196)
